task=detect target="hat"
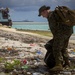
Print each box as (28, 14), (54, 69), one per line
(38, 5), (50, 16)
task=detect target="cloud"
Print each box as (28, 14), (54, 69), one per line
(0, 0), (75, 12)
(0, 0), (74, 22)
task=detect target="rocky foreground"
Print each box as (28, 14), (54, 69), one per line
(0, 27), (75, 75)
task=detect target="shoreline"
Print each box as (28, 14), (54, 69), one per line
(0, 27), (75, 42)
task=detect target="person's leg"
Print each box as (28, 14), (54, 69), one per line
(61, 37), (70, 67)
(50, 37), (64, 71)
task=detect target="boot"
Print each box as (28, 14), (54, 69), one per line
(49, 60), (63, 71)
(49, 64), (63, 71)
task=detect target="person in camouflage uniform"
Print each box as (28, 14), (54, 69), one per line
(38, 5), (73, 71)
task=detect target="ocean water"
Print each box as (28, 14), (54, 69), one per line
(12, 22), (49, 31)
(12, 22), (75, 33)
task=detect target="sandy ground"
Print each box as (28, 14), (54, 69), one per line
(0, 27), (51, 39)
(0, 26), (75, 42)
(0, 27), (75, 75)
(0, 27), (75, 54)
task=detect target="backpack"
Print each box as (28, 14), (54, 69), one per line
(44, 39), (55, 69)
(53, 6), (75, 26)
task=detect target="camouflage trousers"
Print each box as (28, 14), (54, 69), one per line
(52, 35), (71, 63)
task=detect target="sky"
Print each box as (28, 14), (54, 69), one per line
(0, 0), (75, 22)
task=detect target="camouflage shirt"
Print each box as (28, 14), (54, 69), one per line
(47, 11), (73, 38)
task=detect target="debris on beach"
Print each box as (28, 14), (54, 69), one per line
(0, 29), (75, 75)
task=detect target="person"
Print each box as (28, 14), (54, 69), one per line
(38, 5), (73, 71)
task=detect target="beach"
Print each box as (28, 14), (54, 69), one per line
(0, 26), (75, 75)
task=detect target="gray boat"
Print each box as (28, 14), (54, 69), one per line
(0, 8), (12, 27)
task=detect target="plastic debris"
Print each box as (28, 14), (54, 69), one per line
(21, 65), (29, 69)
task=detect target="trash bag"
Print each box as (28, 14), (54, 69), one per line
(44, 39), (53, 52)
(44, 39), (55, 69)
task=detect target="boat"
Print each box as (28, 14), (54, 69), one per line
(0, 7), (12, 27)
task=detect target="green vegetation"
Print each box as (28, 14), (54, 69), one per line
(0, 57), (5, 63)
(17, 29), (53, 37)
(4, 59), (21, 70)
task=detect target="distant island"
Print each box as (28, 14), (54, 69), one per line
(23, 20), (34, 22)
(13, 20), (34, 22)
